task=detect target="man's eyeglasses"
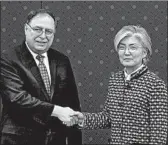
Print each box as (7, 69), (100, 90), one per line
(27, 23), (55, 37)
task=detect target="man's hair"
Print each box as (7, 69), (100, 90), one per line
(26, 9), (56, 24)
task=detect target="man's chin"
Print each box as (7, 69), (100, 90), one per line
(34, 46), (48, 53)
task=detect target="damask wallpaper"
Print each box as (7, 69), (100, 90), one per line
(1, 1), (167, 144)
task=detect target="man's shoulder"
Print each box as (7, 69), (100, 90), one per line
(1, 44), (22, 59)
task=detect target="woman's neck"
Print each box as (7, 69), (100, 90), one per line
(125, 64), (143, 75)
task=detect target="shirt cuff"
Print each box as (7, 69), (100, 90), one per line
(51, 105), (57, 117)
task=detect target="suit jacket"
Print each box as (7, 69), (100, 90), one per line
(0, 42), (82, 145)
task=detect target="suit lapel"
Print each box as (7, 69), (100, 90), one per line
(20, 42), (51, 101)
(48, 49), (57, 100)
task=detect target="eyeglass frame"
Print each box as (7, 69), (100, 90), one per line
(26, 23), (55, 37)
(117, 44), (144, 52)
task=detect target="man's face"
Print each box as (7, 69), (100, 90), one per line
(25, 13), (55, 54)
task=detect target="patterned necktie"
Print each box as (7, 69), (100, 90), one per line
(36, 54), (51, 96)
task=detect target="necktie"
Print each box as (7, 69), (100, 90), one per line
(36, 54), (51, 96)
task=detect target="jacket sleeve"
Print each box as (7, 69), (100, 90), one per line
(0, 51), (54, 122)
(149, 79), (167, 144)
(82, 93), (111, 130)
(81, 75), (113, 130)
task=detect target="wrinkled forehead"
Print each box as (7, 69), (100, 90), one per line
(29, 13), (55, 23)
(29, 13), (56, 30)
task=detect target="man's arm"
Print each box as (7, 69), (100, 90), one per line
(0, 51), (75, 124)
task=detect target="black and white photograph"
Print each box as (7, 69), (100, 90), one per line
(0, 1), (167, 145)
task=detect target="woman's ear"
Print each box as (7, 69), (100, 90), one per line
(142, 48), (148, 65)
(142, 48), (147, 58)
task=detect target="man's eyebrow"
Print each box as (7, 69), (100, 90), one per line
(31, 26), (42, 28)
(119, 43), (125, 45)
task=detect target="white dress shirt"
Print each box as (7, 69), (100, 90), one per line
(25, 42), (51, 83)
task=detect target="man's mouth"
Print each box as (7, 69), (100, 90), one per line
(36, 41), (47, 43)
(36, 41), (47, 45)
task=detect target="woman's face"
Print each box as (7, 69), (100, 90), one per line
(117, 36), (147, 71)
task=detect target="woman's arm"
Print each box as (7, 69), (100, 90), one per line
(149, 79), (167, 144)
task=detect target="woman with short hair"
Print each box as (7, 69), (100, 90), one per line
(74, 25), (167, 145)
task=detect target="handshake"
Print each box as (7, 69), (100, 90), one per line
(52, 105), (84, 127)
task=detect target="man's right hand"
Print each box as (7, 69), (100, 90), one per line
(51, 105), (76, 124)
(64, 111), (85, 127)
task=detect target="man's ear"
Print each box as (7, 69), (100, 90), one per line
(24, 23), (28, 33)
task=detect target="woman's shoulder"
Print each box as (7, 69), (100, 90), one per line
(144, 70), (166, 87)
(108, 71), (124, 84)
(109, 70), (123, 79)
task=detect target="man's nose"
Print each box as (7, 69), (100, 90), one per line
(39, 30), (47, 39)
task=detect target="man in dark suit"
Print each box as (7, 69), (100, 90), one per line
(0, 9), (82, 145)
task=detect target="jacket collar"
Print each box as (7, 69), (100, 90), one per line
(123, 65), (148, 81)
(19, 42), (56, 101)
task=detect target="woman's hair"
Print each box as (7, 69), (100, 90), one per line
(114, 25), (152, 64)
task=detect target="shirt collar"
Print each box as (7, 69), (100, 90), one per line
(25, 41), (47, 59)
(124, 64), (144, 81)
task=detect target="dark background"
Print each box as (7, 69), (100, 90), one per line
(1, 1), (167, 144)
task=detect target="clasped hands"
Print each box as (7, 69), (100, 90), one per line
(52, 106), (84, 127)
